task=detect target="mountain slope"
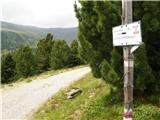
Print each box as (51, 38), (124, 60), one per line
(1, 21), (77, 51)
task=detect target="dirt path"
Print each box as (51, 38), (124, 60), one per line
(1, 67), (91, 120)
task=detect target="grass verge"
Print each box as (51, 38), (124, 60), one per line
(31, 73), (160, 120)
(2, 65), (87, 88)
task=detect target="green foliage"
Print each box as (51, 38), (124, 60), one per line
(100, 60), (111, 81)
(1, 33), (82, 84)
(90, 51), (103, 78)
(15, 46), (35, 77)
(1, 53), (16, 83)
(133, 2), (160, 90)
(100, 59), (119, 85)
(68, 40), (83, 67)
(35, 33), (54, 72)
(111, 48), (123, 76)
(75, 1), (121, 78)
(134, 45), (156, 95)
(50, 40), (71, 69)
(79, 39), (94, 63)
(134, 105), (160, 120)
(75, 1), (160, 95)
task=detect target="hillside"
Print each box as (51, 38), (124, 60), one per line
(1, 21), (77, 51)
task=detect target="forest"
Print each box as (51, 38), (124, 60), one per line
(1, 33), (83, 83)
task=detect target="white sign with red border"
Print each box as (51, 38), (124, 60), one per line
(112, 21), (142, 46)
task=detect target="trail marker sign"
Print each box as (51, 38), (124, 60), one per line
(112, 21), (142, 46)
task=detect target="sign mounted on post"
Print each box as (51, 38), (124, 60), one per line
(112, 21), (142, 46)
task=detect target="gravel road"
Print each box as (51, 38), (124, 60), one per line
(1, 67), (91, 120)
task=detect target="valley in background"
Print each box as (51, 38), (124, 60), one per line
(1, 21), (77, 51)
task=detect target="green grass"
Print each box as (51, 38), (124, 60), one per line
(31, 73), (160, 120)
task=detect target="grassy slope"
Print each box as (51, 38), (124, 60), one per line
(31, 73), (160, 120)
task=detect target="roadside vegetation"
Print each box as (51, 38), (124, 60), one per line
(1, 33), (83, 84)
(32, 73), (160, 120)
(74, 1), (160, 100)
(1, 65), (87, 88)
(1, 1), (160, 119)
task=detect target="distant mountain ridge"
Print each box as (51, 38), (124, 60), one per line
(1, 21), (77, 51)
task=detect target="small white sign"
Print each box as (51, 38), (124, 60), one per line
(112, 21), (142, 46)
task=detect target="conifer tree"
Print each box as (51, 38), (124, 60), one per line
(68, 40), (82, 67)
(1, 53), (16, 83)
(133, 2), (160, 90)
(75, 1), (121, 78)
(111, 48), (123, 76)
(134, 45), (155, 95)
(35, 33), (54, 72)
(50, 40), (71, 69)
(15, 46), (35, 77)
(75, 1), (160, 94)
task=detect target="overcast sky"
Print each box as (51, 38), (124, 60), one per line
(1, 0), (79, 28)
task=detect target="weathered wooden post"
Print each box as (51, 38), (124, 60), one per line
(112, 0), (142, 119)
(122, 0), (133, 120)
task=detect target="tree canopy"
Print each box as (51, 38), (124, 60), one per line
(75, 1), (160, 95)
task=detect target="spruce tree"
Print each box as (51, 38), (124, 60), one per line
(50, 40), (71, 69)
(68, 40), (82, 67)
(35, 33), (54, 72)
(133, 2), (160, 90)
(1, 53), (16, 83)
(75, 1), (121, 78)
(134, 45), (155, 95)
(111, 48), (123, 76)
(100, 59), (119, 85)
(15, 46), (35, 77)
(75, 1), (160, 94)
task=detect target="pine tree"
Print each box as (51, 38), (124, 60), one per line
(78, 39), (94, 64)
(50, 40), (71, 69)
(133, 2), (160, 91)
(100, 59), (119, 84)
(134, 45), (155, 95)
(75, 1), (121, 78)
(35, 33), (54, 72)
(111, 48), (123, 76)
(68, 40), (82, 67)
(15, 46), (35, 77)
(1, 53), (16, 83)
(75, 1), (160, 94)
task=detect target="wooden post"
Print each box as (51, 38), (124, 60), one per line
(122, 0), (133, 120)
